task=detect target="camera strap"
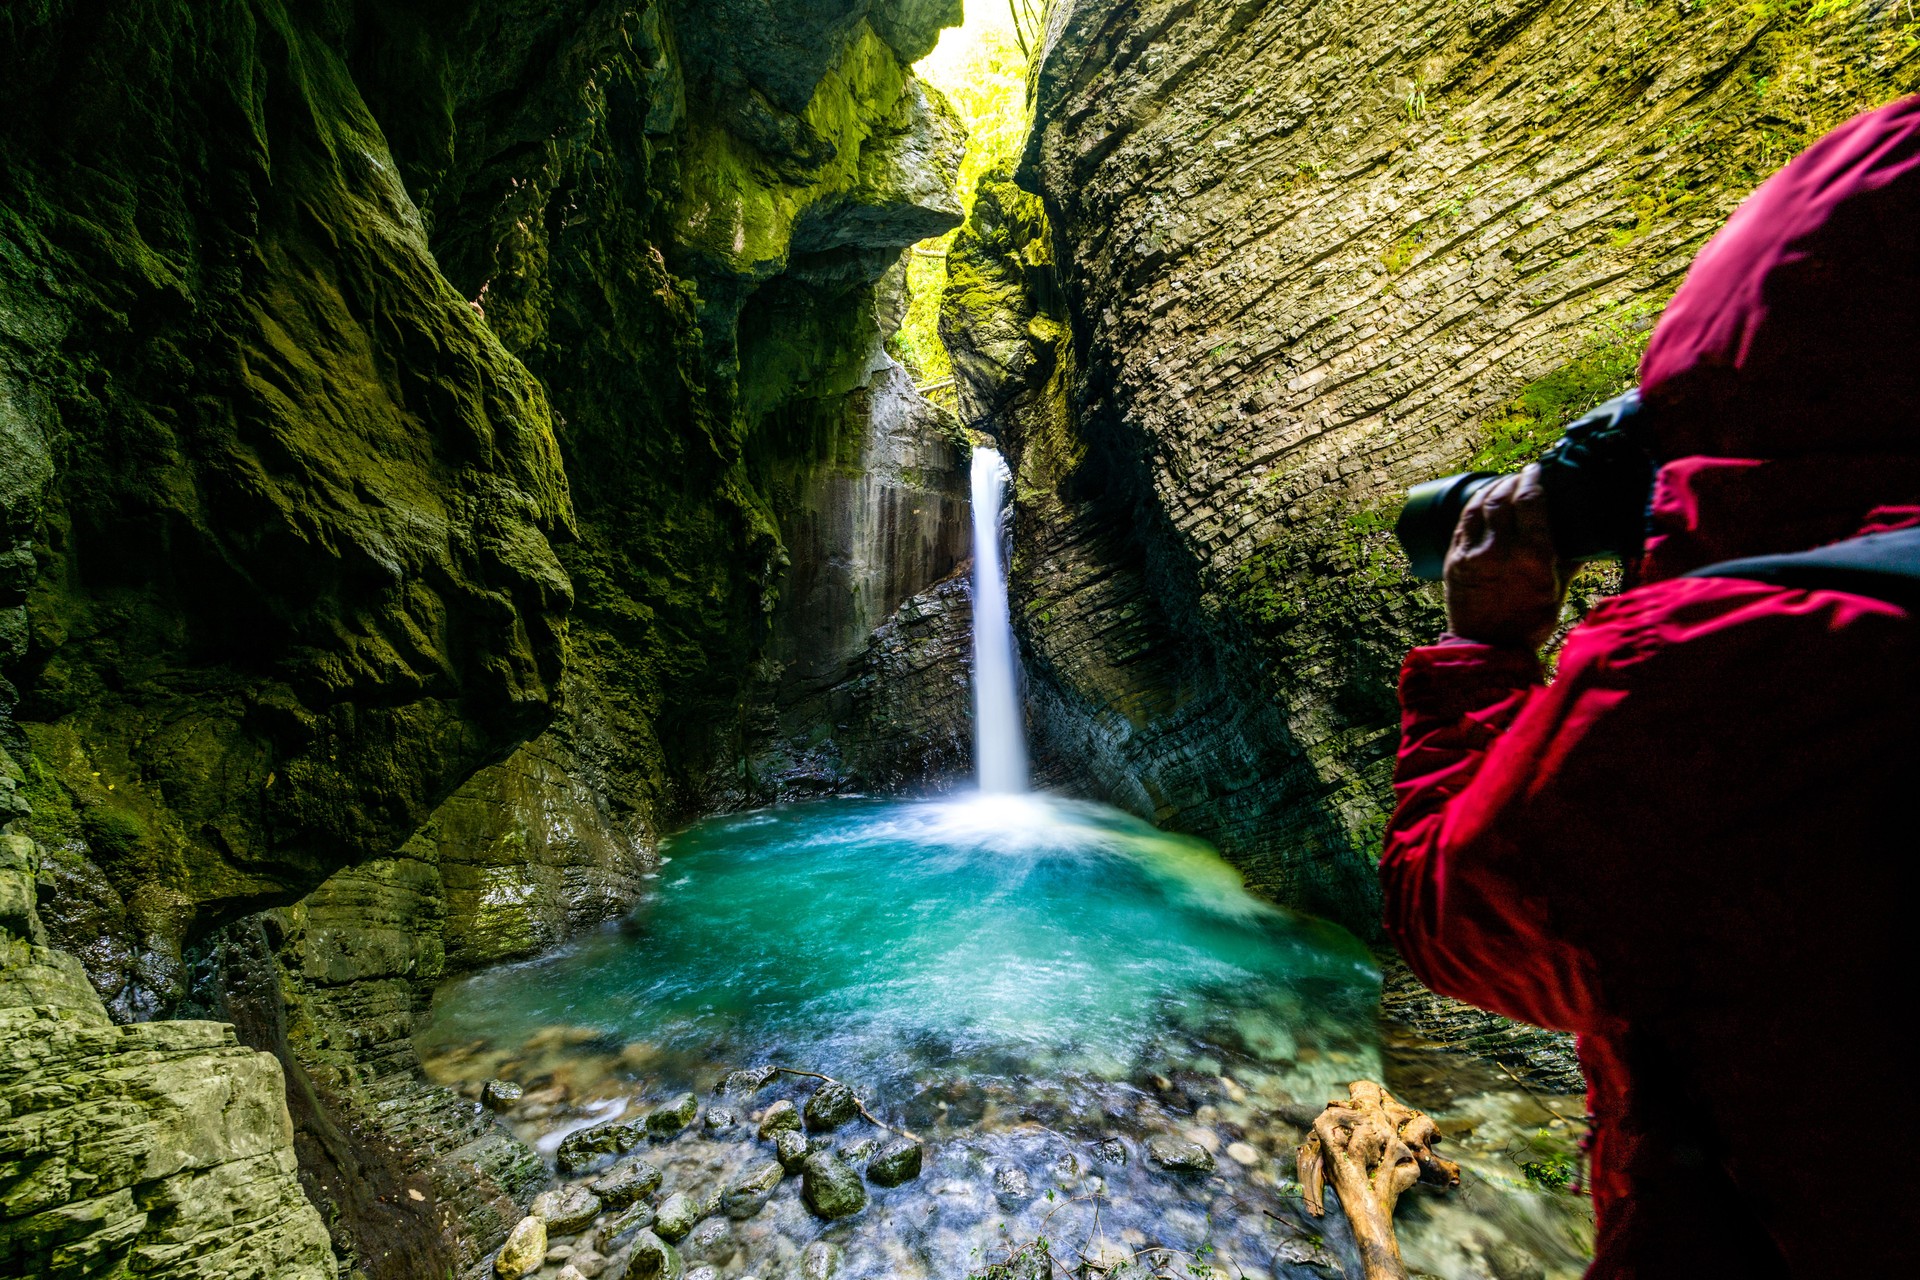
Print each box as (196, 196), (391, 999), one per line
(1684, 526), (1920, 611)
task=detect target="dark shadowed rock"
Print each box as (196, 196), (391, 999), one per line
(804, 1081), (860, 1131)
(592, 1157), (664, 1210)
(801, 1151), (867, 1219)
(866, 1137), (924, 1187)
(558, 1121), (645, 1173)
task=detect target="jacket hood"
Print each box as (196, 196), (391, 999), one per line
(1634, 96), (1920, 575)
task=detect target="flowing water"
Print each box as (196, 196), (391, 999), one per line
(418, 795), (1594, 1280)
(969, 448), (1027, 794)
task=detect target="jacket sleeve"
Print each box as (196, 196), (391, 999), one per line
(1378, 636), (1606, 1033)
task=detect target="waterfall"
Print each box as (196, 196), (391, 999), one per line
(970, 447), (1029, 794)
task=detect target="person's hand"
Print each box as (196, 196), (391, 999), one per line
(1443, 465), (1571, 650)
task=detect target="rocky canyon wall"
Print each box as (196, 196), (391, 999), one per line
(952, 0), (1919, 933)
(2, 1), (972, 1274)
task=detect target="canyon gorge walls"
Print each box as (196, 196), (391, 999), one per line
(949, 0), (1919, 932)
(3, 1), (971, 1273)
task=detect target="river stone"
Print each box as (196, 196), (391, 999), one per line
(602, 1201), (658, 1250)
(627, 1229), (685, 1280)
(533, 1183), (604, 1234)
(648, 1092), (700, 1138)
(557, 1267), (589, 1280)
(684, 1216), (735, 1263)
(801, 1151), (867, 1219)
(495, 1215), (547, 1278)
(775, 1128), (812, 1171)
(593, 1157), (665, 1209)
(558, 1121), (644, 1172)
(1093, 1137), (1128, 1165)
(721, 1065), (780, 1097)
(653, 1191), (701, 1242)
(704, 1107), (736, 1133)
(757, 1099), (801, 1137)
(483, 1079), (525, 1111)
(803, 1081), (860, 1131)
(721, 1159), (785, 1218)
(685, 1268), (719, 1280)
(800, 1240), (843, 1280)
(838, 1136), (879, 1163)
(992, 1165), (1034, 1205)
(570, 1250), (610, 1278)
(866, 1138), (923, 1187)
(1146, 1135), (1216, 1174)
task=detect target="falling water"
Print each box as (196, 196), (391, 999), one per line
(970, 447), (1028, 793)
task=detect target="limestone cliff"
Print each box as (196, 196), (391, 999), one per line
(2, 826), (333, 1278)
(2, 2), (972, 1275)
(952, 0), (1920, 933)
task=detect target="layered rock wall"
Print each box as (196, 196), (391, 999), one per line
(967, 0), (1919, 932)
(2, 1), (973, 1274)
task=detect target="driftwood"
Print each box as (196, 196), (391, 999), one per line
(1295, 1081), (1461, 1280)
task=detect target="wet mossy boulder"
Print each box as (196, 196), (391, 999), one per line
(775, 1127), (812, 1171)
(652, 1190), (702, 1242)
(800, 1150), (867, 1219)
(557, 1120), (645, 1172)
(648, 1091), (700, 1138)
(592, 1157), (664, 1209)
(866, 1137), (923, 1186)
(483, 1079), (526, 1112)
(803, 1080), (860, 1131)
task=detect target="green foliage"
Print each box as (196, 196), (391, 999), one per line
(1469, 301), (1655, 473)
(891, 14), (1032, 392)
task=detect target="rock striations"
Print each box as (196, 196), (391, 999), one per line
(2, 2), (971, 1275)
(946, 0), (1920, 933)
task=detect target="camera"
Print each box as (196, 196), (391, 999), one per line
(1394, 389), (1657, 579)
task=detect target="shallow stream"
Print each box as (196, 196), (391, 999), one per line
(418, 794), (1593, 1280)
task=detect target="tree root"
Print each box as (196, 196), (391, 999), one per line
(1295, 1081), (1460, 1280)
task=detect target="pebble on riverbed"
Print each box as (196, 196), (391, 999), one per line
(591, 1156), (662, 1208)
(652, 1190), (701, 1242)
(625, 1229), (682, 1280)
(721, 1159), (785, 1218)
(482, 1079), (524, 1111)
(1146, 1134), (1216, 1174)
(531, 1183), (601, 1234)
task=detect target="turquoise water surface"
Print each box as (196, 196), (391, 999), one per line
(420, 793), (1382, 1099)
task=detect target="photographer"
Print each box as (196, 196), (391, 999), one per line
(1379, 97), (1919, 1275)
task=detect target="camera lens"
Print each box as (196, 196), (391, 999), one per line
(1395, 472), (1498, 580)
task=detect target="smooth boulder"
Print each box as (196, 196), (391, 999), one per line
(494, 1214), (547, 1279)
(532, 1183), (602, 1235)
(800, 1151), (867, 1220)
(866, 1138), (923, 1187)
(756, 1099), (800, 1138)
(482, 1079), (524, 1112)
(1146, 1134), (1216, 1174)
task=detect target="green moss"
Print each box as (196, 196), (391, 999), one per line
(1468, 302), (1654, 473)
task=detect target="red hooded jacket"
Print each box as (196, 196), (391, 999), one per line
(1380, 97), (1920, 1277)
